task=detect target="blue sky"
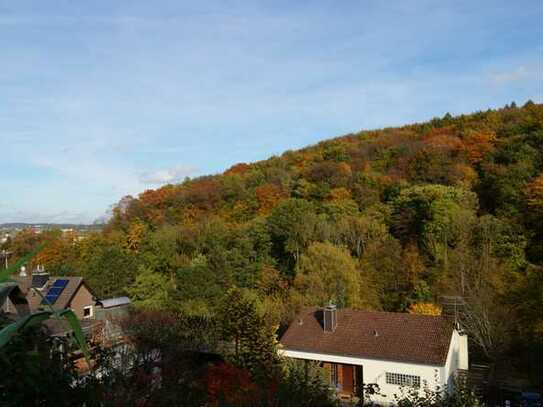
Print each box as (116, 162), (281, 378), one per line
(1, 0), (542, 224)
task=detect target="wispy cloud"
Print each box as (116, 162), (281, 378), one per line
(139, 166), (199, 186)
(489, 64), (542, 85)
(0, 0), (542, 223)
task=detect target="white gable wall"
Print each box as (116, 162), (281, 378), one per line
(442, 328), (469, 391)
(281, 349), (442, 405)
(281, 328), (468, 405)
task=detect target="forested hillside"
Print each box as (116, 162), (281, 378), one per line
(4, 101), (543, 385)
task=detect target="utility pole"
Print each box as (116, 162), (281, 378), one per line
(0, 249), (12, 269)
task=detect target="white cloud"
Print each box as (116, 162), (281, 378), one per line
(488, 64), (543, 86)
(489, 66), (528, 84)
(139, 165), (199, 185)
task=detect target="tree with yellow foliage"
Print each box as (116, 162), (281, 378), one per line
(293, 241), (380, 310)
(124, 220), (147, 253)
(408, 302), (442, 316)
(526, 173), (543, 213)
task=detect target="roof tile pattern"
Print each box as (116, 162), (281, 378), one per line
(280, 308), (454, 366)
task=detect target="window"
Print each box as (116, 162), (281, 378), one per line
(331, 363), (339, 387)
(386, 372), (420, 388)
(83, 305), (93, 319)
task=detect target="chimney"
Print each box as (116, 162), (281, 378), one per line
(323, 304), (338, 332)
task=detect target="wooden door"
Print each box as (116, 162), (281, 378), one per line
(355, 365), (363, 390)
(342, 364), (354, 394)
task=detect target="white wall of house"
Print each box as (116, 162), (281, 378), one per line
(281, 349), (441, 405)
(280, 328), (468, 405)
(442, 328), (469, 391)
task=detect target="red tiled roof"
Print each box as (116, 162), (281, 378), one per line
(280, 307), (454, 366)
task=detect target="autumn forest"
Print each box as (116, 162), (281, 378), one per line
(3, 101), (543, 400)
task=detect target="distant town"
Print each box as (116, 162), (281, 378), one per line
(1, 223), (102, 239)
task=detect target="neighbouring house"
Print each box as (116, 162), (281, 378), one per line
(0, 282), (30, 319)
(279, 305), (468, 405)
(12, 269), (101, 342)
(23, 273), (97, 320)
(3, 267), (132, 377)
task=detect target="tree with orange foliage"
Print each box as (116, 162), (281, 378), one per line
(139, 184), (177, 208)
(327, 187), (352, 201)
(526, 173), (543, 213)
(184, 178), (222, 210)
(255, 183), (286, 214)
(422, 128), (464, 152)
(408, 302), (442, 316)
(34, 233), (75, 274)
(225, 162), (251, 176)
(136, 185), (179, 224)
(462, 130), (496, 163)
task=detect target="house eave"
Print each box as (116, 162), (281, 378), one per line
(279, 347), (445, 368)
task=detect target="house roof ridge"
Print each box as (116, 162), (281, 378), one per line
(281, 306), (454, 366)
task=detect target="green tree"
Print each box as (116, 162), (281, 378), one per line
(294, 241), (379, 309)
(173, 255), (224, 315)
(218, 288), (280, 379)
(391, 184), (478, 265)
(334, 207), (389, 258)
(360, 234), (405, 311)
(267, 199), (320, 273)
(127, 266), (173, 310)
(76, 233), (138, 298)
(478, 135), (541, 218)
(139, 225), (184, 283)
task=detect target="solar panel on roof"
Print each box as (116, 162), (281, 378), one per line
(47, 287), (64, 296)
(52, 279), (69, 288)
(43, 294), (58, 304)
(41, 279), (69, 305)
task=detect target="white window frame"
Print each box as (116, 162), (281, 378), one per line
(385, 372), (421, 388)
(83, 305), (93, 319)
(331, 363), (339, 388)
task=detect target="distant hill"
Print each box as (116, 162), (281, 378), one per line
(109, 101), (543, 263)
(0, 223), (102, 231)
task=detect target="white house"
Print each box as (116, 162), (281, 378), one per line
(279, 305), (468, 405)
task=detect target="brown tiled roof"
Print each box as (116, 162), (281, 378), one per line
(12, 274), (32, 294)
(27, 277), (86, 312)
(43, 318), (101, 337)
(280, 307), (454, 366)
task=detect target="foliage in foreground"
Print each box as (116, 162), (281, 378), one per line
(392, 381), (484, 407)
(0, 316), (88, 407)
(1, 292), (338, 407)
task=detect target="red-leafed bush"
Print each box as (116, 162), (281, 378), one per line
(204, 363), (261, 406)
